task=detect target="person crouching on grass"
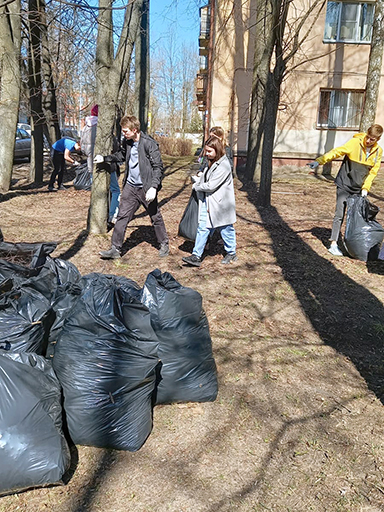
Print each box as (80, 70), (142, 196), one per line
(182, 136), (237, 267)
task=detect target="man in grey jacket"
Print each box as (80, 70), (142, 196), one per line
(95, 115), (169, 259)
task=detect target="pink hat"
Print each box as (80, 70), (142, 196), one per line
(91, 104), (99, 116)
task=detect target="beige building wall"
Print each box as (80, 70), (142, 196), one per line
(209, 0), (384, 160)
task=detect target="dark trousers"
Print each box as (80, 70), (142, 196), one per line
(111, 183), (169, 250)
(331, 187), (351, 241)
(49, 151), (66, 188)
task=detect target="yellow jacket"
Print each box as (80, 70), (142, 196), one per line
(316, 132), (383, 192)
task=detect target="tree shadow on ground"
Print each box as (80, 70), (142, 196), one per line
(70, 450), (118, 512)
(244, 185), (384, 402)
(56, 230), (89, 260)
(121, 225), (159, 255)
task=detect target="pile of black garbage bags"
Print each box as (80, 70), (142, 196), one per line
(0, 234), (218, 496)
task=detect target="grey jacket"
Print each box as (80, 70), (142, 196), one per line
(106, 132), (164, 193)
(193, 155), (236, 227)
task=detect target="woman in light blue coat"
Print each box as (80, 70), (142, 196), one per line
(182, 136), (237, 267)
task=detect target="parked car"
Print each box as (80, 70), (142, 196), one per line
(61, 126), (79, 141)
(14, 128), (31, 161)
(17, 123), (32, 136)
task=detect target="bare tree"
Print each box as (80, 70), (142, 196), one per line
(0, 0), (21, 192)
(359, 0), (384, 131)
(246, 0), (326, 206)
(89, 0), (143, 234)
(134, 0), (150, 131)
(28, 0), (45, 183)
(41, 0), (60, 146)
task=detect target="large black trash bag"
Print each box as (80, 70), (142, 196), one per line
(141, 269), (218, 404)
(46, 282), (83, 360)
(73, 163), (92, 190)
(0, 352), (71, 496)
(52, 273), (159, 451)
(178, 189), (199, 241)
(0, 283), (52, 355)
(0, 240), (57, 287)
(344, 195), (384, 261)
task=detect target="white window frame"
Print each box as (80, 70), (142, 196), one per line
(323, 1), (374, 44)
(317, 89), (365, 129)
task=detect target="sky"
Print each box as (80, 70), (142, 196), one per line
(150, 0), (203, 50)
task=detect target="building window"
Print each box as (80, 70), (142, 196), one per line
(317, 89), (364, 128)
(199, 55), (208, 71)
(199, 5), (210, 38)
(323, 2), (374, 43)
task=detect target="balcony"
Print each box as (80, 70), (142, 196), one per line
(196, 73), (208, 94)
(197, 100), (206, 112)
(199, 5), (210, 47)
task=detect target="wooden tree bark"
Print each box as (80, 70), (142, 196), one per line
(259, 4), (288, 206)
(245, 0), (278, 185)
(40, 0), (60, 147)
(0, 0), (21, 192)
(134, 0), (150, 131)
(28, 0), (44, 183)
(247, 0), (325, 206)
(359, 0), (384, 132)
(88, 0), (143, 234)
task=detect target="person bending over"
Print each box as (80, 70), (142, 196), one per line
(48, 137), (81, 191)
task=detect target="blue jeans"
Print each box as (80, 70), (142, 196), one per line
(193, 200), (236, 258)
(109, 171), (121, 222)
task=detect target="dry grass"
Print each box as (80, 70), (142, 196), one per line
(1, 156), (384, 511)
(155, 137), (193, 157)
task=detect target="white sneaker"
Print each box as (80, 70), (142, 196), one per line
(328, 244), (343, 257)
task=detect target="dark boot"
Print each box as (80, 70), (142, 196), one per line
(182, 254), (201, 267)
(99, 245), (121, 259)
(159, 242), (169, 257)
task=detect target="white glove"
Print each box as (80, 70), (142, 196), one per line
(145, 187), (157, 203)
(94, 154), (104, 164)
(191, 175), (200, 183)
(361, 189), (368, 197)
(307, 161), (319, 169)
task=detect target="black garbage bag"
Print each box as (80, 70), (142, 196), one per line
(0, 241), (57, 286)
(0, 284), (52, 355)
(141, 269), (218, 405)
(0, 352), (70, 496)
(46, 282), (83, 359)
(52, 273), (159, 451)
(178, 190), (199, 241)
(73, 163), (92, 191)
(43, 257), (82, 287)
(344, 195), (384, 261)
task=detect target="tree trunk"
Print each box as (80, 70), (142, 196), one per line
(28, 0), (44, 184)
(258, 1), (288, 206)
(359, 0), (384, 132)
(89, 0), (142, 234)
(134, 0), (150, 131)
(245, 0), (278, 184)
(40, 0), (60, 147)
(259, 68), (283, 206)
(0, 0), (21, 192)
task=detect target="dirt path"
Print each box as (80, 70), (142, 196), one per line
(1, 158), (384, 511)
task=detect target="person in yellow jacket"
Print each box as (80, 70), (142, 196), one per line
(308, 124), (383, 256)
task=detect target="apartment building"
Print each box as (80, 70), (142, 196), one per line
(196, 0), (384, 167)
